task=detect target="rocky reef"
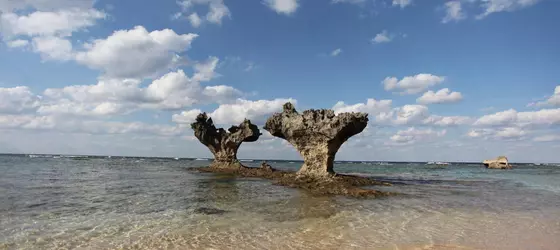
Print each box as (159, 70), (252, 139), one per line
(191, 113), (261, 169)
(190, 108), (392, 198)
(264, 102), (369, 178)
(483, 156), (512, 169)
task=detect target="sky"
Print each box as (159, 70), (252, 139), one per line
(0, 0), (559, 163)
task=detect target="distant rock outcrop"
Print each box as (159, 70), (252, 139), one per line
(191, 113), (261, 169)
(264, 102), (369, 178)
(483, 156), (512, 169)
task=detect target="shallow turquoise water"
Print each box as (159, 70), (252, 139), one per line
(1, 155), (559, 249)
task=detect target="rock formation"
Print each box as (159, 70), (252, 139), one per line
(264, 103), (368, 178)
(483, 156), (512, 169)
(191, 113), (261, 169)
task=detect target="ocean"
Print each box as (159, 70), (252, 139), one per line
(1, 154), (559, 250)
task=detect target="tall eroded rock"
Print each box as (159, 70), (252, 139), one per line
(191, 113), (261, 168)
(264, 103), (368, 177)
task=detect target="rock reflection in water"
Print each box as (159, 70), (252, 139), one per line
(192, 174), (240, 214)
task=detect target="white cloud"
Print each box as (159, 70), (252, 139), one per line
(417, 88), (463, 104)
(531, 85), (560, 107)
(533, 134), (560, 142)
(468, 127), (527, 140)
(377, 105), (429, 125)
(477, 0), (541, 19)
(392, 0), (412, 8)
(39, 65), (242, 116)
(333, 98), (393, 115)
(176, 0), (231, 26)
(383, 74), (446, 95)
(192, 56), (220, 82)
(330, 48), (342, 57)
(389, 127), (446, 145)
(6, 39), (29, 48)
(474, 109), (518, 126)
(173, 98), (297, 125)
(202, 85), (243, 104)
(264, 0), (299, 15)
(0, 114), (185, 137)
(206, 0), (231, 24)
(371, 30), (392, 44)
(494, 127), (527, 139)
(74, 26), (198, 79)
(188, 13), (203, 27)
(474, 108), (560, 129)
(31, 36), (73, 61)
(333, 99), (470, 127)
(0, 8), (105, 38)
(0, 86), (41, 113)
(422, 115), (472, 126)
(442, 1), (466, 23)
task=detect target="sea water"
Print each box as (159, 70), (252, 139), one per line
(1, 155), (559, 249)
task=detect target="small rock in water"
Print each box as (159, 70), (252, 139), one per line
(194, 207), (229, 215)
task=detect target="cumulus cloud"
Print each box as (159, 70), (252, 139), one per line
(0, 86), (41, 113)
(6, 39), (29, 48)
(74, 26), (198, 79)
(422, 115), (472, 126)
(530, 86), (560, 107)
(175, 0), (231, 26)
(187, 13), (203, 27)
(371, 30), (392, 44)
(442, 1), (466, 23)
(31, 36), (73, 61)
(377, 105), (430, 125)
(474, 108), (560, 127)
(333, 99), (470, 127)
(389, 127), (446, 145)
(392, 0), (412, 8)
(173, 98), (297, 125)
(477, 0), (542, 19)
(417, 88), (463, 104)
(0, 114), (185, 137)
(333, 98), (393, 115)
(383, 74), (446, 95)
(533, 134), (560, 142)
(39, 62), (242, 116)
(468, 127), (527, 140)
(264, 0), (299, 15)
(0, 8), (105, 38)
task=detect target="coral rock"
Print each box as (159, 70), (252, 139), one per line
(191, 113), (261, 169)
(264, 103), (368, 177)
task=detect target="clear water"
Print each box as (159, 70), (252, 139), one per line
(1, 155), (559, 250)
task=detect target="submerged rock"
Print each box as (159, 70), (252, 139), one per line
(194, 207), (229, 215)
(483, 156), (512, 169)
(260, 161), (273, 171)
(191, 113), (261, 169)
(264, 102), (368, 178)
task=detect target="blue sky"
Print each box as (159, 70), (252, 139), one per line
(1, 0), (559, 162)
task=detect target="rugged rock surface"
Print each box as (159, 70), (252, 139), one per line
(264, 103), (369, 178)
(483, 156), (512, 169)
(192, 165), (392, 198)
(191, 113), (261, 169)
